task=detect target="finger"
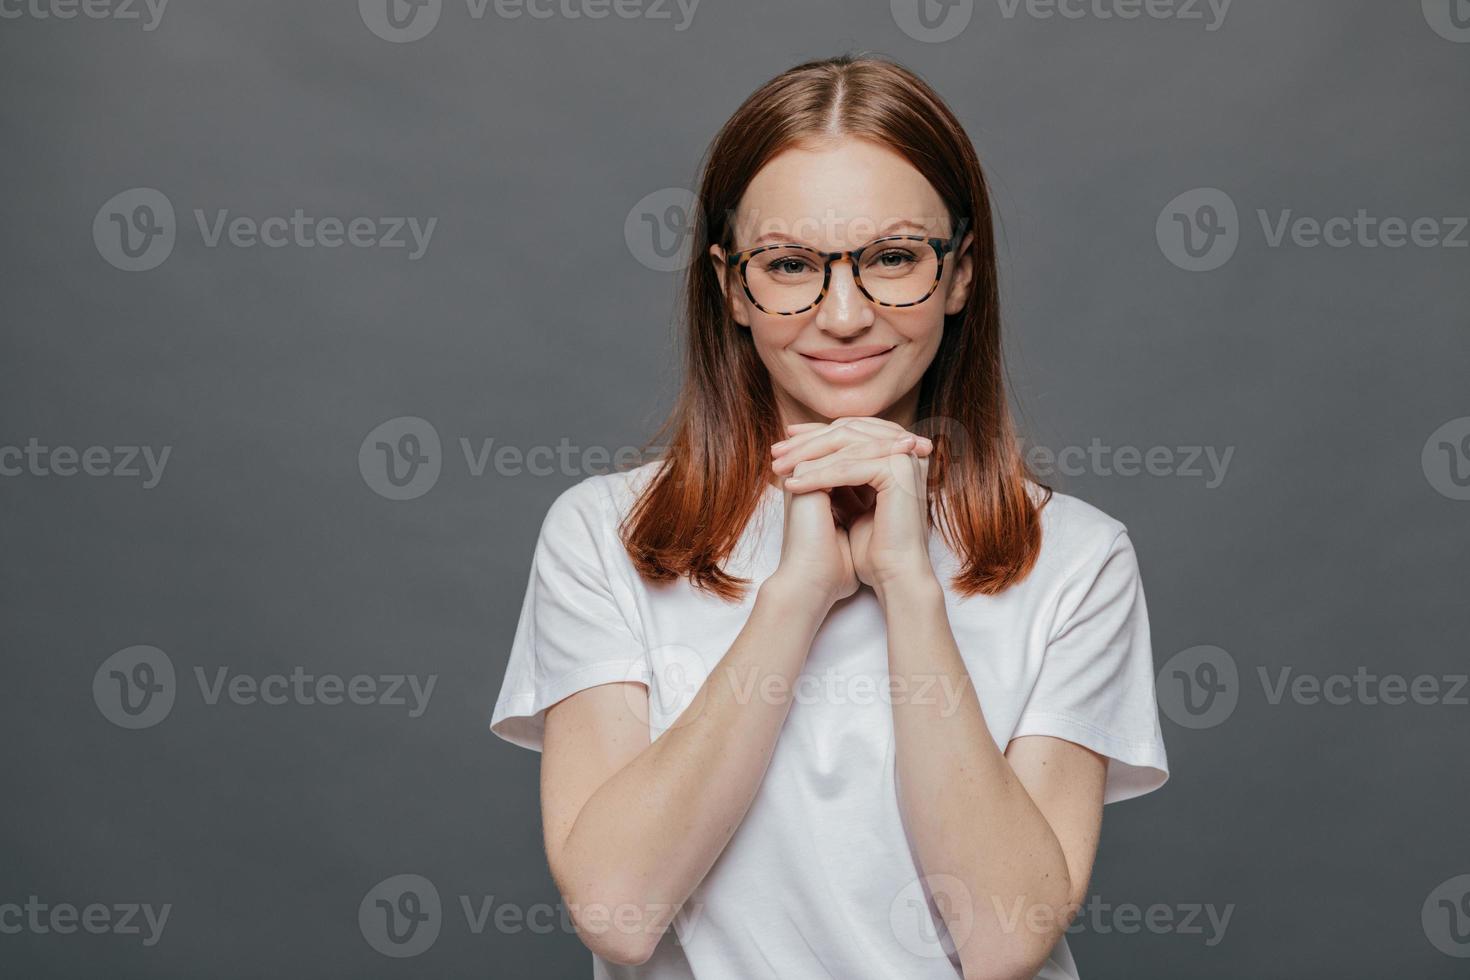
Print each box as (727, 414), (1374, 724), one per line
(779, 417), (898, 447)
(774, 418), (932, 464)
(779, 417), (934, 453)
(784, 452), (926, 497)
(773, 441), (932, 480)
(773, 428), (932, 475)
(782, 482), (833, 501)
(787, 416), (902, 431)
(774, 433), (921, 477)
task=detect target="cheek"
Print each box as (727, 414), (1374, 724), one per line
(889, 307), (945, 354)
(748, 318), (804, 364)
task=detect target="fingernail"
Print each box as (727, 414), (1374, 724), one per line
(772, 440), (788, 451)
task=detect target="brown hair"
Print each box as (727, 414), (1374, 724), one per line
(620, 53), (1049, 601)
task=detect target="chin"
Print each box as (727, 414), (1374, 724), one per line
(799, 386), (892, 420)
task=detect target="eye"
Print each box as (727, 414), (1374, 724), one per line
(876, 248), (918, 267)
(763, 254), (818, 276)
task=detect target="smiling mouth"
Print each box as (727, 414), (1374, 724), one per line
(798, 347), (896, 383)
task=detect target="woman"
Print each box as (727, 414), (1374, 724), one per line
(491, 54), (1169, 980)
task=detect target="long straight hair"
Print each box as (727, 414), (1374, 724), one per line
(620, 53), (1049, 601)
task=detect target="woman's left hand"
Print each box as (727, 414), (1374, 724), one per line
(771, 417), (938, 596)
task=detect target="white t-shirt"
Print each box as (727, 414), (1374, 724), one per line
(490, 460), (1169, 980)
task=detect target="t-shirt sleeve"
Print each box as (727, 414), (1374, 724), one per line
(489, 478), (651, 752)
(1010, 528), (1170, 804)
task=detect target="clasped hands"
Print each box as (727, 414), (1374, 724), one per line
(770, 416), (939, 605)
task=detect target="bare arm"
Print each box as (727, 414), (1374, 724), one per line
(880, 577), (1107, 980)
(768, 418), (1110, 979)
(540, 575), (830, 965)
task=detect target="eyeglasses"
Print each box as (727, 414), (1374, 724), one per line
(724, 223), (967, 316)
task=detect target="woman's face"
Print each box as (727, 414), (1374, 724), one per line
(712, 136), (974, 428)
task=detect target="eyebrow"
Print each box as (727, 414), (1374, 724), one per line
(744, 219), (939, 249)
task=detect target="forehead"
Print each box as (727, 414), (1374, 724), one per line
(732, 136), (949, 246)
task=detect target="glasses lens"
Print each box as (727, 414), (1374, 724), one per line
(742, 245), (825, 314)
(857, 239), (940, 306)
(739, 240), (943, 313)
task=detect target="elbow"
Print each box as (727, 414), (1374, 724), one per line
(961, 884), (1078, 980)
(559, 882), (665, 967)
(961, 938), (1062, 980)
(543, 846), (673, 969)
(584, 931), (658, 967)
(962, 966), (1032, 980)
(961, 948), (1055, 980)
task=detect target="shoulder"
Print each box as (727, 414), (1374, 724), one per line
(541, 459), (665, 536)
(1028, 482), (1136, 585)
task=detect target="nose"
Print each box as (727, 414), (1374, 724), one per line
(814, 256), (874, 337)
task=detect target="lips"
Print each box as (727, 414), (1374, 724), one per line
(798, 345), (896, 383)
(800, 344), (895, 363)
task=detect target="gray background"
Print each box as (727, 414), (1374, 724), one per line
(2, 0), (1468, 976)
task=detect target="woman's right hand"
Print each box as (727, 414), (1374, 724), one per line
(769, 482), (860, 612)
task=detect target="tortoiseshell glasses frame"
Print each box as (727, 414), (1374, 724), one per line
(723, 221), (969, 316)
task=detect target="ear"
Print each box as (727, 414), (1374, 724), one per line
(942, 231), (975, 316)
(709, 244), (751, 327)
